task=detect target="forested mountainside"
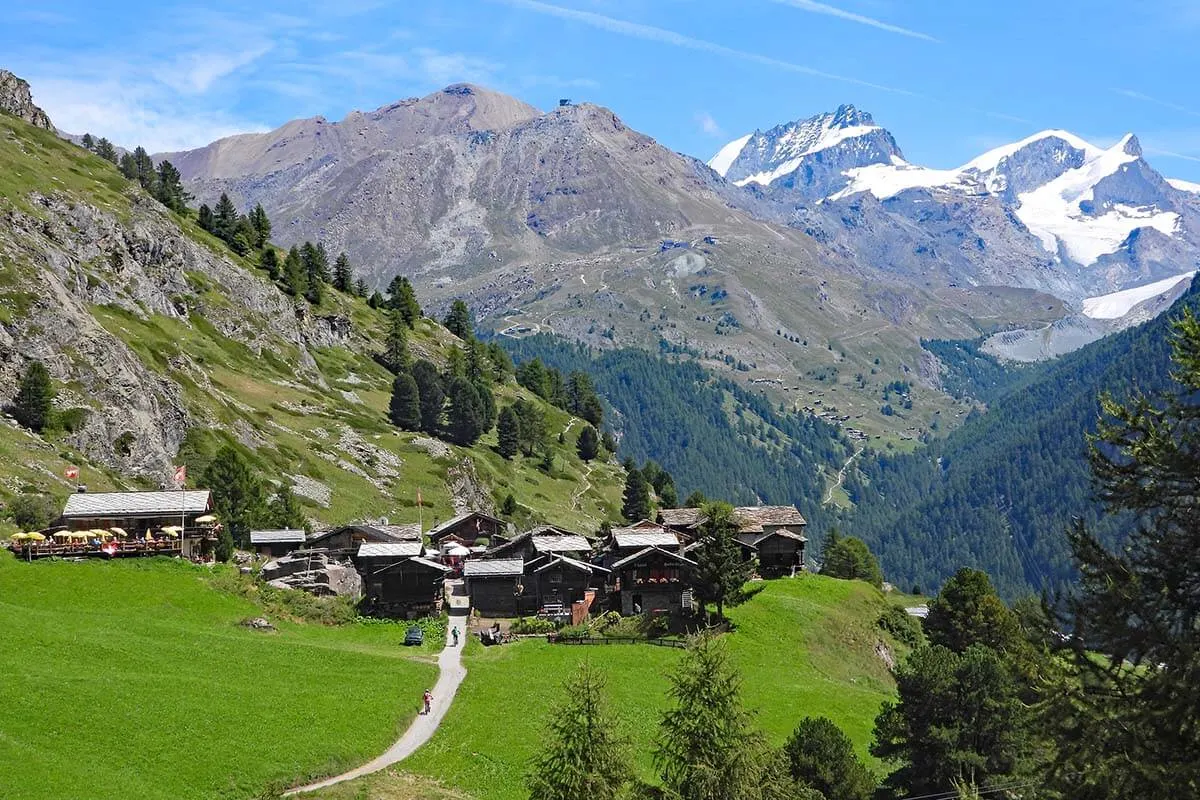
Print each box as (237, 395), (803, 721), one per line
(844, 277), (1200, 598)
(0, 103), (624, 532)
(500, 335), (851, 532)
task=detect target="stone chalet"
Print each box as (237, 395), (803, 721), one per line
(427, 511), (507, 548)
(606, 546), (697, 616)
(661, 505), (807, 576)
(305, 522), (422, 556)
(355, 542), (448, 618)
(249, 529), (306, 558)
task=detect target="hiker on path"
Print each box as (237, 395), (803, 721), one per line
(422, 689), (432, 715)
(451, 627), (460, 647)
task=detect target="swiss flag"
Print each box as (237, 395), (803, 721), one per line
(64, 465), (79, 481)
(173, 465), (187, 486)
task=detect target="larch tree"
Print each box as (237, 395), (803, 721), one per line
(576, 424), (600, 462)
(389, 373), (421, 431)
(527, 662), (633, 800)
(333, 252), (353, 292)
(411, 359), (445, 435)
(12, 360), (55, 433)
(381, 311), (410, 373)
(691, 501), (753, 620)
(443, 299), (474, 340)
(497, 405), (520, 459)
(202, 445), (266, 548)
(621, 467), (651, 522)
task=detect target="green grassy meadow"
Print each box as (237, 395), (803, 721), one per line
(369, 575), (900, 800)
(0, 554), (438, 800)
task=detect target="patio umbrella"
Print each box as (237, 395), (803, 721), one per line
(447, 545), (470, 557)
(159, 529), (180, 538)
(9, 533), (28, 541)
(109, 528), (127, 538)
(161, 525), (182, 534)
(52, 531), (72, 539)
(194, 514), (217, 524)
(26, 532), (46, 541)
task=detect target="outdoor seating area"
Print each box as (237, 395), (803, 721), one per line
(8, 527), (186, 559)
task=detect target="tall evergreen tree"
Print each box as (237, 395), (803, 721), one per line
(527, 663), (633, 800)
(783, 717), (875, 800)
(213, 193), (239, 243)
(381, 311), (410, 373)
(566, 370), (603, 425)
(511, 399), (547, 457)
(1044, 308), (1200, 797)
(621, 467), (651, 522)
(497, 405), (520, 460)
(389, 373), (421, 431)
(197, 203), (214, 233)
(387, 275), (422, 326)
(153, 160), (189, 213)
(577, 424), (600, 462)
(11, 360), (55, 433)
(267, 485), (306, 531)
(691, 501), (753, 619)
(923, 568), (1023, 655)
(118, 151), (137, 180)
(282, 246), (307, 298)
(131, 146), (155, 189)
(821, 533), (884, 589)
(248, 203), (271, 249)
(259, 248), (279, 280)
(411, 359), (445, 435)
(445, 376), (486, 445)
(655, 635), (766, 800)
(202, 445), (266, 548)
(354, 277), (368, 298)
(94, 137), (117, 163)
(443, 299), (474, 340)
(81, 133), (95, 151)
(333, 253), (353, 293)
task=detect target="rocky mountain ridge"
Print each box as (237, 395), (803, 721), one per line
(0, 69), (53, 131)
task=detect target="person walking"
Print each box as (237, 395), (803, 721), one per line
(422, 689), (433, 715)
(451, 627), (460, 647)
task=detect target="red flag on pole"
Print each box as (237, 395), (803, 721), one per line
(173, 465), (187, 487)
(64, 465), (79, 481)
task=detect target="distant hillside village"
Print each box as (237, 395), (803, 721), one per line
(6, 487), (809, 622)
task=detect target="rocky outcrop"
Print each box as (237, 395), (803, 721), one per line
(0, 70), (52, 130)
(262, 551), (363, 598)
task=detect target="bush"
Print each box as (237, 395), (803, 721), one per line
(878, 605), (925, 648)
(4, 493), (59, 530)
(511, 617), (558, 635)
(556, 622), (593, 639)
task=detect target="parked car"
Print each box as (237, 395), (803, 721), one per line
(404, 625), (424, 646)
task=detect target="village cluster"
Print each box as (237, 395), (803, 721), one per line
(7, 487), (809, 622)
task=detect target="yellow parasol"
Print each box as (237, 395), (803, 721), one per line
(194, 514), (217, 524)
(68, 531), (90, 540)
(53, 531), (72, 539)
(27, 532), (46, 541)
(159, 529), (180, 538)
(9, 532), (28, 541)
(109, 527), (127, 538)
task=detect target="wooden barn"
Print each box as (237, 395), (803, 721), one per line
(525, 555), (610, 616)
(427, 511), (507, 548)
(608, 546), (697, 616)
(660, 505), (807, 576)
(249, 529), (306, 558)
(306, 522), (422, 556)
(485, 526), (592, 562)
(360, 555), (449, 618)
(464, 558), (526, 616)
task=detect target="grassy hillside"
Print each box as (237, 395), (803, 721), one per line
(354, 575), (902, 800)
(0, 112), (623, 534)
(0, 553), (439, 800)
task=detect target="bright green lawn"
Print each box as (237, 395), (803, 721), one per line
(376, 575), (898, 800)
(0, 554), (438, 800)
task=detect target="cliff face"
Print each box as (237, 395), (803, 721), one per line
(0, 69), (53, 130)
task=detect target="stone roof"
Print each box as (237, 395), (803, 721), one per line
(428, 511), (504, 539)
(357, 541), (423, 558)
(610, 546), (698, 570)
(662, 505), (807, 533)
(735, 529), (808, 548)
(611, 529), (680, 549)
(249, 529), (306, 544)
(533, 555), (611, 574)
(62, 490), (212, 518)
(464, 558), (524, 578)
(532, 534), (592, 554)
(658, 508), (703, 527)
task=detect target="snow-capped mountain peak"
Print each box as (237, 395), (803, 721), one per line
(708, 105), (902, 196)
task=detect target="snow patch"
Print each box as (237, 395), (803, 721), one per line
(708, 133), (752, 177)
(959, 129), (1103, 175)
(830, 160), (971, 200)
(1167, 177), (1200, 194)
(1081, 272), (1196, 319)
(734, 124), (880, 186)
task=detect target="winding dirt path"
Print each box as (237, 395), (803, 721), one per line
(284, 587), (471, 795)
(823, 447), (864, 506)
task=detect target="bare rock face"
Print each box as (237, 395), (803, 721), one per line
(0, 70), (53, 130)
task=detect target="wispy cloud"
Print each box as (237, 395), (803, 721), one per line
(766, 0), (939, 42)
(695, 111), (724, 138)
(497, 0), (917, 96)
(413, 47), (502, 86)
(152, 44), (274, 94)
(1113, 88), (1200, 119)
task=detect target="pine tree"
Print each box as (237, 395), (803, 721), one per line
(411, 360), (445, 435)
(821, 534), (884, 589)
(655, 635), (766, 800)
(354, 277), (368, 298)
(501, 493), (518, 516)
(621, 467), (651, 522)
(387, 275), (422, 326)
(231, 217), (257, 256)
(333, 253), (353, 292)
(119, 151), (137, 180)
(577, 424), (600, 462)
(213, 193), (239, 244)
(444, 299), (473, 340)
(267, 485), (306, 530)
(512, 399), (547, 456)
(282, 246), (307, 298)
(131, 146), (155, 189)
(94, 137), (117, 163)
(248, 204), (271, 249)
(445, 376), (485, 445)
(783, 717), (875, 800)
(197, 204), (214, 233)
(202, 445), (266, 548)
(215, 527), (235, 563)
(381, 311), (410, 373)
(81, 133), (95, 151)
(527, 663), (633, 800)
(11, 360), (55, 433)
(497, 405), (520, 459)
(601, 429), (617, 454)
(691, 501), (753, 619)
(153, 160), (189, 213)
(259, 248), (279, 279)
(389, 373), (421, 431)
(473, 380), (496, 432)
(923, 568), (1023, 655)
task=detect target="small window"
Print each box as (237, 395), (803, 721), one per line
(549, 573), (563, 584)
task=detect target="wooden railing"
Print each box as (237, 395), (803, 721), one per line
(545, 634), (687, 649)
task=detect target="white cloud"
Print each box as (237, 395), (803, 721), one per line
(695, 111), (724, 137)
(766, 0), (939, 42)
(1113, 88), (1200, 119)
(498, 0), (917, 96)
(414, 48), (503, 86)
(151, 44), (274, 94)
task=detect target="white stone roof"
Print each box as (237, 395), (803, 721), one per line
(357, 541), (423, 558)
(612, 530), (680, 549)
(534, 555), (611, 574)
(531, 534), (592, 553)
(610, 546), (698, 570)
(464, 558), (524, 577)
(62, 490), (212, 518)
(249, 529), (306, 544)
(428, 511), (503, 537)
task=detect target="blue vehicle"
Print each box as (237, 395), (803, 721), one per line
(404, 625), (424, 646)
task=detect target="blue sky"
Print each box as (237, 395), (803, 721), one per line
(8, 0), (1200, 179)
